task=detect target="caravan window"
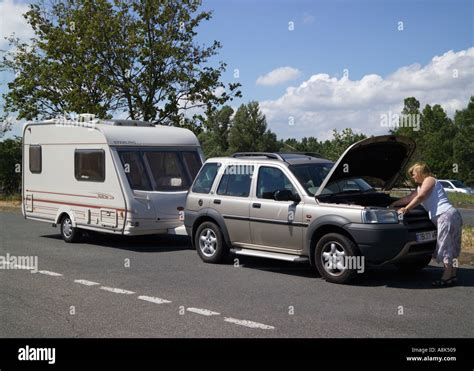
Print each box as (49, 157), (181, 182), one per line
(119, 151), (152, 191)
(144, 152), (190, 191)
(29, 145), (42, 174)
(182, 152), (201, 180)
(117, 149), (202, 192)
(75, 149), (105, 182)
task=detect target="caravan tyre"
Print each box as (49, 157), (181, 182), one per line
(60, 215), (82, 243)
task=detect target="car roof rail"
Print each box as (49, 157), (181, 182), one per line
(278, 151), (324, 159)
(231, 152), (285, 161)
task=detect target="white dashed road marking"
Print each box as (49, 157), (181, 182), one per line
(74, 279), (100, 286)
(186, 307), (220, 316)
(100, 286), (135, 294)
(137, 295), (171, 304)
(37, 270), (63, 277)
(8, 264), (36, 270)
(16, 266), (277, 331)
(224, 317), (275, 330)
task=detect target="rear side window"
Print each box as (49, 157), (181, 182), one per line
(192, 163), (220, 194)
(217, 165), (254, 197)
(75, 149), (105, 182)
(29, 145), (42, 174)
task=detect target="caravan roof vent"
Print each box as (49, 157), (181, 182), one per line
(102, 120), (155, 127)
(78, 113), (96, 122)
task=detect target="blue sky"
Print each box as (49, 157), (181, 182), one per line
(1, 0), (473, 139)
(196, 0), (473, 102)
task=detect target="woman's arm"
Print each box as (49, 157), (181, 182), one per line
(398, 177), (436, 214)
(390, 190), (417, 207)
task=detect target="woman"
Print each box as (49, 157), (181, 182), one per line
(390, 162), (463, 287)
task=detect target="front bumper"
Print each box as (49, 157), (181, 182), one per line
(345, 223), (436, 265)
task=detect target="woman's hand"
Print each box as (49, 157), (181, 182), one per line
(397, 207), (407, 215)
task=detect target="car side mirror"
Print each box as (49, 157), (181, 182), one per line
(274, 189), (300, 203)
(293, 193), (301, 203)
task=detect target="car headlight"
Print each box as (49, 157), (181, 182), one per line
(362, 209), (399, 224)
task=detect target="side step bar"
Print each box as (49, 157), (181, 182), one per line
(230, 248), (309, 262)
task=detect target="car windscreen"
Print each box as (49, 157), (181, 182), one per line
(290, 163), (375, 196)
(118, 149), (202, 191)
(319, 178), (375, 195)
(289, 163), (333, 196)
(450, 180), (467, 188)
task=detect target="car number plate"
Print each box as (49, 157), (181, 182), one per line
(416, 230), (437, 242)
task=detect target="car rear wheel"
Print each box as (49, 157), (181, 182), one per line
(195, 221), (228, 263)
(315, 233), (362, 284)
(60, 215), (82, 243)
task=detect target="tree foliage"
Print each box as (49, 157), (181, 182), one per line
(227, 101), (279, 154)
(198, 105), (233, 157)
(453, 96), (474, 183)
(0, 0), (241, 128)
(391, 96), (473, 181)
(280, 128), (366, 161)
(0, 137), (22, 195)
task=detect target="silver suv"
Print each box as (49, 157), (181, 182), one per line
(185, 135), (437, 284)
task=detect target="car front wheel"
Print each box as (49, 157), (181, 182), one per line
(315, 233), (362, 284)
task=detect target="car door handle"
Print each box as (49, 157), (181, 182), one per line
(252, 203), (261, 208)
(213, 199), (221, 204)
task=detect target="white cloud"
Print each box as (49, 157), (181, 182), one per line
(256, 66), (301, 86)
(260, 48), (474, 140)
(0, 0), (33, 49)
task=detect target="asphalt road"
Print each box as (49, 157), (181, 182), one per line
(1, 211), (473, 338)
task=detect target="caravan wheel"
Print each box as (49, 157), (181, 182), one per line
(60, 215), (82, 243)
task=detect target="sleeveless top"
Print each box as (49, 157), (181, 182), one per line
(417, 179), (452, 221)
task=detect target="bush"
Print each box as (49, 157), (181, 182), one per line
(0, 137), (22, 195)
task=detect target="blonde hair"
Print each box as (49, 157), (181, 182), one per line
(408, 162), (433, 179)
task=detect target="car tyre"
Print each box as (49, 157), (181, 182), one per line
(315, 233), (362, 284)
(195, 221), (229, 264)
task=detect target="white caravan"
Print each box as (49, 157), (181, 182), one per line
(22, 118), (204, 242)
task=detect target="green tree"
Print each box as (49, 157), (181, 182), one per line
(228, 101), (279, 153)
(390, 97), (422, 161)
(453, 96), (474, 183)
(0, 0), (240, 130)
(0, 137), (22, 195)
(418, 104), (456, 179)
(391, 97), (463, 179)
(280, 136), (324, 156)
(198, 105), (233, 157)
(320, 128), (367, 161)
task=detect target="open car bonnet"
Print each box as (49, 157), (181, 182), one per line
(315, 135), (416, 195)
